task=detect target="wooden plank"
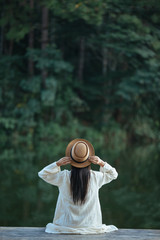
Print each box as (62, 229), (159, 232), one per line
(0, 227), (160, 240)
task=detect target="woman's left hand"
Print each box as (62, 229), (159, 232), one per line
(88, 156), (105, 167)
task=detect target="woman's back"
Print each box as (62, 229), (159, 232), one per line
(38, 138), (118, 234)
(38, 160), (118, 233)
(54, 169), (102, 227)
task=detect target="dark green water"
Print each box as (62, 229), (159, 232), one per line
(0, 142), (160, 229)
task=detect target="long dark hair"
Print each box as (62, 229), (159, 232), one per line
(70, 165), (91, 205)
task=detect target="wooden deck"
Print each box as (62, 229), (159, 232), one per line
(0, 227), (160, 240)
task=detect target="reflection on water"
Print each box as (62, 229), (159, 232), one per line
(0, 142), (160, 229)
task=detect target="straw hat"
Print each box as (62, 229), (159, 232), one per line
(65, 138), (95, 168)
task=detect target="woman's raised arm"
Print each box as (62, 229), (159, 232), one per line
(89, 156), (118, 188)
(38, 157), (71, 186)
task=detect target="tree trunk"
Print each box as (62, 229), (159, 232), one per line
(0, 16), (4, 55)
(41, 6), (49, 87)
(102, 46), (107, 76)
(9, 40), (14, 55)
(102, 46), (109, 104)
(28, 0), (34, 76)
(101, 46), (109, 125)
(78, 36), (85, 82)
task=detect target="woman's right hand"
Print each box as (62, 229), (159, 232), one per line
(56, 157), (71, 167)
(88, 156), (105, 167)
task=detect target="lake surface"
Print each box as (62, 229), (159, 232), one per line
(0, 142), (160, 229)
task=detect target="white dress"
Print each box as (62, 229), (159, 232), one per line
(38, 160), (118, 234)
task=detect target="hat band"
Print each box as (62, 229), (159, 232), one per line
(70, 149), (88, 164)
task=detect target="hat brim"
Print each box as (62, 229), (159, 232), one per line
(65, 138), (95, 168)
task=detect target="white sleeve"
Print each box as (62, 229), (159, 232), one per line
(38, 161), (63, 187)
(97, 161), (118, 188)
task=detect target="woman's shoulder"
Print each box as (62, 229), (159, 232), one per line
(89, 170), (103, 189)
(58, 169), (70, 186)
(60, 169), (71, 178)
(90, 169), (103, 178)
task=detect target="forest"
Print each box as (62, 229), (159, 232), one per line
(0, 0), (160, 144)
(0, 0), (160, 229)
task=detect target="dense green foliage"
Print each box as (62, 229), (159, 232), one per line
(0, 0), (160, 144)
(0, 0), (160, 229)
